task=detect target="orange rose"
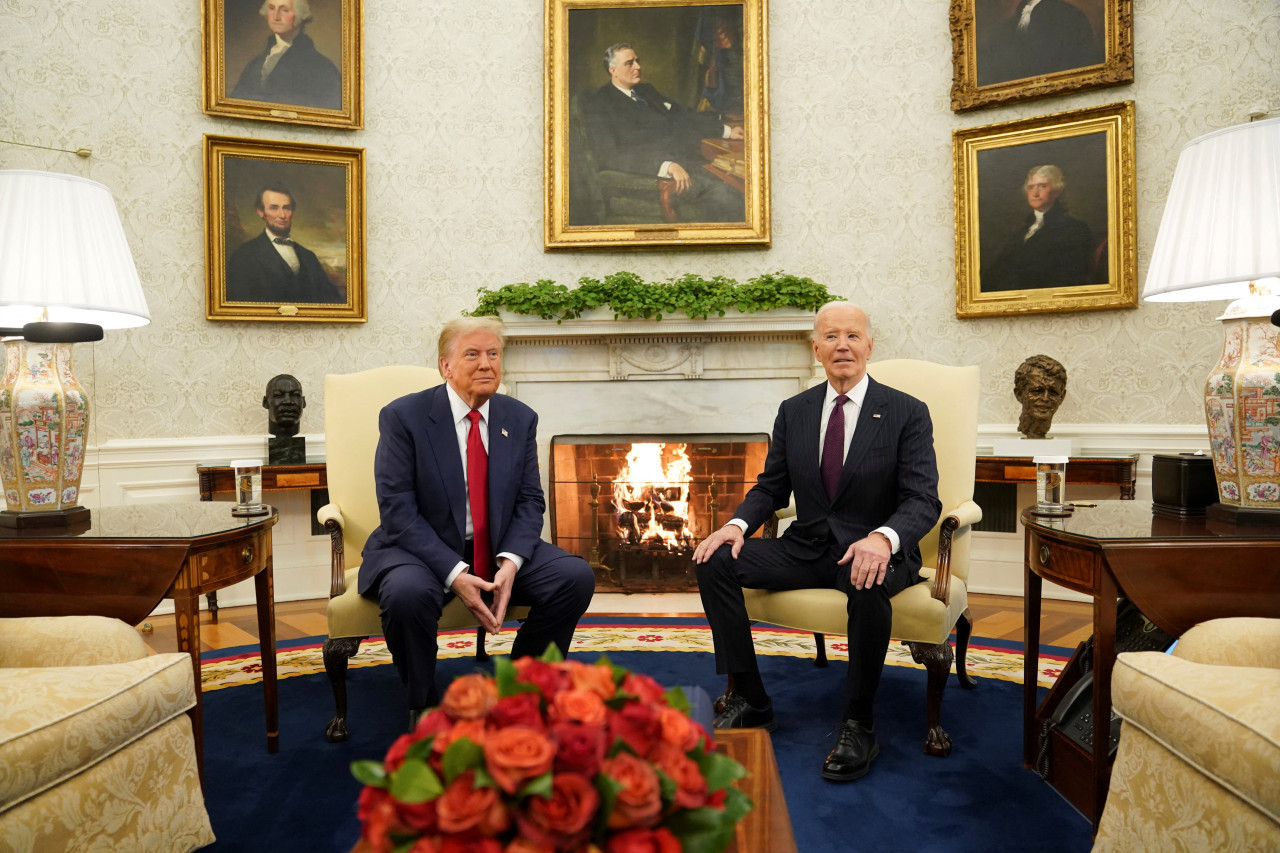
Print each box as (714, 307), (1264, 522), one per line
(601, 752), (662, 829)
(621, 672), (665, 705)
(551, 688), (608, 727)
(605, 827), (681, 853)
(517, 772), (600, 850)
(436, 770), (510, 835)
(439, 838), (504, 853)
(442, 673), (499, 719)
(356, 786), (400, 852)
(656, 705), (702, 752)
(651, 743), (707, 809)
(433, 718), (487, 755)
(504, 839), (554, 853)
(483, 726), (555, 794)
(407, 837), (439, 853)
(565, 661), (617, 699)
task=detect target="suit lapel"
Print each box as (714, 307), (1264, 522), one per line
(485, 396), (513, 542)
(833, 378), (887, 501)
(796, 384), (825, 499)
(426, 385), (467, 542)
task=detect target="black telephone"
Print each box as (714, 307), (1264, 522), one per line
(1036, 600), (1174, 775)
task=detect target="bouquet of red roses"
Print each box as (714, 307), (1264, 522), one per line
(351, 648), (751, 853)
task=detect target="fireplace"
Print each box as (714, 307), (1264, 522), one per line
(549, 434), (769, 592)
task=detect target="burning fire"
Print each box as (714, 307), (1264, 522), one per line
(612, 443), (696, 551)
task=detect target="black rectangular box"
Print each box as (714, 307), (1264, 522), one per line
(1151, 453), (1217, 518)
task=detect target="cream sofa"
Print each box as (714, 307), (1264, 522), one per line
(0, 616), (215, 852)
(1093, 617), (1280, 851)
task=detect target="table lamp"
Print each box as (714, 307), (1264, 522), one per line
(1143, 115), (1280, 524)
(0, 170), (151, 528)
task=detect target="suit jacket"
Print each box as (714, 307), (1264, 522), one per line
(981, 204), (1096, 292)
(230, 32), (341, 110)
(359, 386), (547, 594)
(583, 82), (726, 177)
(980, 0), (1102, 86)
(734, 379), (941, 596)
(225, 231), (342, 304)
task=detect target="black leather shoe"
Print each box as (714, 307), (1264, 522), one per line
(822, 720), (879, 782)
(408, 707), (427, 731)
(713, 694), (778, 732)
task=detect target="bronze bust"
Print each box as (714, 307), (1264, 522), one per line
(264, 374), (307, 463)
(1014, 355), (1067, 439)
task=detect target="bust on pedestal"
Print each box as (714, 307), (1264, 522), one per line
(992, 355), (1075, 457)
(264, 374), (306, 464)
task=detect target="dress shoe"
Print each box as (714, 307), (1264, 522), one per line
(713, 694), (778, 732)
(822, 719), (879, 782)
(409, 707), (427, 731)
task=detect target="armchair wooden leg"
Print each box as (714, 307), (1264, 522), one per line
(475, 627), (489, 662)
(954, 608), (978, 690)
(323, 636), (365, 743)
(813, 632), (829, 668)
(905, 640), (954, 757)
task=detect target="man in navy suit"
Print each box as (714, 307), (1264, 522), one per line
(694, 301), (941, 782)
(582, 42), (744, 222)
(226, 186), (343, 304)
(360, 317), (595, 719)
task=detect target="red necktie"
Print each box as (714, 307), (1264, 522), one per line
(821, 394), (849, 500)
(466, 410), (493, 581)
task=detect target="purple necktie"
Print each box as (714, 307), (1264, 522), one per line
(821, 394), (849, 499)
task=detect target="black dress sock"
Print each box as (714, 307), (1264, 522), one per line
(732, 671), (768, 708)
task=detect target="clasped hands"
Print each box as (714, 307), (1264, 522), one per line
(454, 557), (517, 634)
(692, 524), (892, 590)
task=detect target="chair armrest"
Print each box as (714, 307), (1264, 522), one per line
(930, 500), (982, 604)
(0, 616), (147, 667)
(318, 502), (349, 598)
(1174, 617), (1280, 669)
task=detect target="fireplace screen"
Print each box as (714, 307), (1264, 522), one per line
(549, 434), (769, 592)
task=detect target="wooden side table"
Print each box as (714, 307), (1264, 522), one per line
(1022, 501), (1280, 830)
(0, 503), (281, 777)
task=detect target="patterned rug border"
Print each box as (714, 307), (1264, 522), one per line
(200, 621), (1069, 692)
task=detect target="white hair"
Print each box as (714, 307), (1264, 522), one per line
(259, 0), (312, 25)
(812, 301), (870, 339)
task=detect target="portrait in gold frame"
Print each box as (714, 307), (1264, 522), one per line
(949, 0), (1132, 113)
(544, 0), (770, 250)
(202, 0), (363, 129)
(204, 135), (366, 323)
(953, 101), (1136, 319)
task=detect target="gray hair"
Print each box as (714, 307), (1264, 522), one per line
(438, 317), (507, 362)
(603, 42), (634, 73)
(1025, 165), (1066, 193)
(259, 0), (312, 25)
(812, 300), (870, 340)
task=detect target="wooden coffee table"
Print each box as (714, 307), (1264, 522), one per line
(347, 727), (795, 852)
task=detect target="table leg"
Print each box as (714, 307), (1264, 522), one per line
(255, 557), (279, 754)
(1022, 566), (1043, 768)
(173, 588), (205, 781)
(1091, 577), (1118, 830)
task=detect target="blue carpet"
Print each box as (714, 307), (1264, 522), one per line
(200, 627), (1092, 852)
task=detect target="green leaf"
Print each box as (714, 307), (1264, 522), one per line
(593, 773), (626, 840)
(655, 766), (677, 803)
(662, 805), (741, 853)
(388, 757), (444, 804)
(538, 642), (565, 663)
(664, 685), (692, 716)
(517, 771), (554, 802)
(493, 654), (539, 698)
(405, 736), (435, 763)
(350, 759), (389, 788)
(694, 749), (748, 792)
(442, 737), (485, 784)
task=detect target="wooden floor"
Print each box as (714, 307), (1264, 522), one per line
(137, 592), (1093, 656)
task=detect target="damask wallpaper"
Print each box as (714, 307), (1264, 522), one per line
(0, 0), (1276, 443)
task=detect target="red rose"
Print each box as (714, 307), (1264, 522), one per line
(621, 672), (665, 705)
(566, 661), (617, 699)
(551, 688), (608, 727)
(407, 837), (439, 853)
(605, 827), (682, 853)
(551, 721), (606, 778)
(483, 726), (555, 794)
(513, 658), (566, 699)
(516, 772), (600, 850)
(383, 733), (415, 772)
(414, 708), (455, 739)
(488, 691), (544, 730)
(651, 743), (707, 809)
(434, 718), (487, 755)
(442, 673), (499, 719)
(609, 701), (662, 758)
(439, 838), (504, 853)
(503, 839), (554, 853)
(656, 705), (703, 753)
(601, 752), (662, 829)
(437, 770), (510, 835)
(357, 786), (404, 852)
(395, 796), (439, 833)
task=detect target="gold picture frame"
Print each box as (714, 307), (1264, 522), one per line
(953, 101), (1136, 319)
(204, 135), (366, 323)
(202, 0), (363, 129)
(544, 0), (770, 250)
(949, 0), (1132, 113)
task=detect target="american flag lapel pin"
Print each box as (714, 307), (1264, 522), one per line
(872, 413), (881, 419)
(501, 428), (509, 437)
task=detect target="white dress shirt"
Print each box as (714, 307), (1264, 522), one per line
(266, 230), (301, 272)
(443, 384), (523, 589)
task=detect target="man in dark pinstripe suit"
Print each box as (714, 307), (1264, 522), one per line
(693, 301), (942, 782)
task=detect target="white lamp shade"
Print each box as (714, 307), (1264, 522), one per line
(1143, 116), (1280, 303)
(0, 170), (150, 329)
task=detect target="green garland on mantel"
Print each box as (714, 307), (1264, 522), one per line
(466, 271), (842, 322)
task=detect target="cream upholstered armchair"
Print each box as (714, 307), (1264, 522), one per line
(319, 365), (528, 742)
(1093, 617), (1280, 851)
(742, 359), (982, 756)
(0, 615), (214, 852)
